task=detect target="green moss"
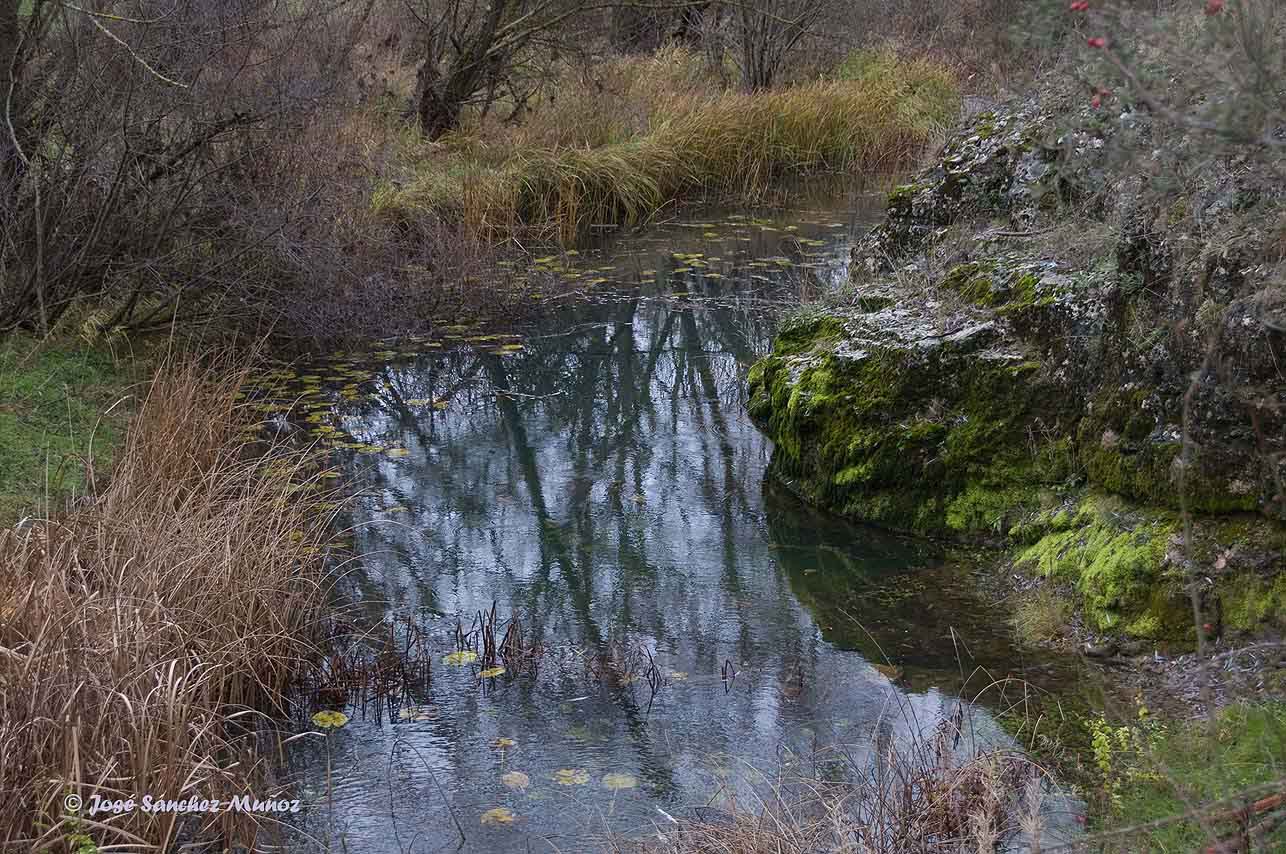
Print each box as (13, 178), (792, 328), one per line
(941, 261), (1002, 306)
(1221, 573), (1286, 631)
(1015, 495), (1186, 636)
(0, 336), (138, 521)
(748, 315), (1074, 539)
(1077, 386), (1259, 513)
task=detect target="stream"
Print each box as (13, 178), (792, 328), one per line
(275, 186), (1085, 853)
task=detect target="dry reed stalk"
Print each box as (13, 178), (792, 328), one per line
(0, 356), (339, 850)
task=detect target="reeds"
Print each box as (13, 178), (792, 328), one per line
(633, 709), (1049, 854)
(377, 54), (958, 241)
(0, 358), (338, 850)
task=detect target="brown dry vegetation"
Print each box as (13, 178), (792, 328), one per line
(0, 359), (338, 850)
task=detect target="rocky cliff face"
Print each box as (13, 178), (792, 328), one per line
(749, 100), (1286, 641)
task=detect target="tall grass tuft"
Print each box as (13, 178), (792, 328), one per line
(0, 358), (337, 850)
(377, 54), (958, 241)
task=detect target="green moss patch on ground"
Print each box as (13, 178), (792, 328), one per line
(0, 336), (139, 521)
(1098, 702), (1286, 852)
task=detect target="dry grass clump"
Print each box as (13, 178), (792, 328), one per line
(376, 53), (958, 241)
(633, 712), (1049, 854)
(1011, 586), (1074, 646)
(0, 358), (337, 850)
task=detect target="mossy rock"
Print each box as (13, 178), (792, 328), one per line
(1076, 385), (1262, 514)
(748, 314), (1075, 539)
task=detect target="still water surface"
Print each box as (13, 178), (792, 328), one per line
(282, 189), (1082, 852)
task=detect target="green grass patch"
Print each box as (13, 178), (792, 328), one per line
(376, 52), (958, 241)
(1093, 703), (1286, 852)
(0, 336), (139, 521)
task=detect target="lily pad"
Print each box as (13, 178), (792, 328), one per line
(443, 650), (479, 666)
(501, 771), (530, 791)
(311, 710), (349, 729)
(553, 768), (589, 786)
(398, 705), (438, 721)
(602, 773), (638, 791)
(480, 807), (516, 826)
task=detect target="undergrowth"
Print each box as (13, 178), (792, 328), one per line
(0, 357), (339, 850)
(0, 336), (140, 522)
(1088, 702), (1286, 852)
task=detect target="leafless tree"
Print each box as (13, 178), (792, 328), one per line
(0, 0), (367, 334)
(729, 0), (833, 90)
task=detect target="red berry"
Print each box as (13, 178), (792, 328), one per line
(1070, 1), (1090, 10)
(1203, 623), (1214, 632)
(1091, 94), (1102, 109)
(1205, 0), (1223, 14)
(1087, 36), (1107, 48)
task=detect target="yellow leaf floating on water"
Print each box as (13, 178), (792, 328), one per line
(500, 771), (530, 791)
(433, 399), (449, 410)
(479, 666), (506, 678)
(491, 737), (517, 749)
(399, 705), (437, 721)
(667, 670), (688, 680)
(406, 398), (433, 406)
(443, 650), (478, 665)
(385, 448), (410, 458)
(602, 773), (638, 791)
(553, 768), (589, 786)
(311, 710), (349, 729)
(480, 807), (516, 826)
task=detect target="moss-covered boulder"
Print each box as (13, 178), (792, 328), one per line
(748, 308), (1076, 539)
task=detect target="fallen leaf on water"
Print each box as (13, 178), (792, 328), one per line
(479, 666), (506, 678)
(602, 773), (638, 791)
(311, 710), (349, 729)
(501, 771), (530, 791)
(406, 398), (432, 406)
(491, 737), (517, 749)
(553, 768), (589, 785)
(443, 650), (479, 665)
(398, 705), (437, 721)
(480, 807), (516, 826)
(667, 670), (688, 680)
(385, 448), (410, 458)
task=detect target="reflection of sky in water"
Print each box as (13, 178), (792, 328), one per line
(286, 197), (1083, 853)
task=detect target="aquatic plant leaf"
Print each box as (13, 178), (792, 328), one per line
(443, 650), (478, 665)
(311, 710), (350, 729)
(398, 705), (438, 721)
(480, 807), (516, 826)
(602, 773), (638, 791)
(479, 666), (505, 678)
(491, 737), (517, 749)
(500, 771), (530, 791)
(553, 768), (589, 785)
